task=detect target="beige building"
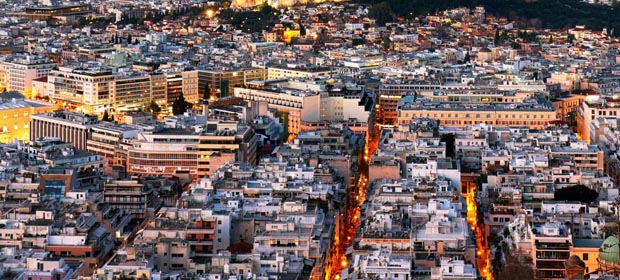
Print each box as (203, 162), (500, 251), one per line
(579, 95), (620, 143)
(267, 65), (333, 80)
(114, 74), (152, 112)
(197, 68), (265, 98)
(47, 65), (117, 114)
(397, 95), (557, 129)
(197, 120), (258, 179)
(234, 80), (320, 135)
(182, 70), (199, 103)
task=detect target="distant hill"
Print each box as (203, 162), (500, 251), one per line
(357, 0), (620, 35)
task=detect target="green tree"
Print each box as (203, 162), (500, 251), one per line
(172, 95), (188, 115)
(548, 34), (553, 44)
(464, 51), (471, 63)
(368, 2), (393, 26)
(280, 111), (289, 142)
(220, 80), (230, 97)
(127, 34), (132, 44)
(204, 83), (211, 100)
(352, 38), (367, 47)
(494, 29), (500, 45)
(147, 101), (161, 113)
(495, 253), (534, 280)
(567, 33), (575, 44)
(554, 184), (598, 203)
(382, 36), (392, 50)
(102, 110), (111, 121)
(298, 19), (306, 36)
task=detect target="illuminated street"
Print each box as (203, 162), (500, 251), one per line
(464, 185), (493, 280)
(324, 124), (380, 280)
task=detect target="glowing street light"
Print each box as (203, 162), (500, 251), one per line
(206, 9), (215, 18)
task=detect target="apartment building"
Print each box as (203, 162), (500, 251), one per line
(103, 179), (156, 221)
(114, 74), (152, 112)
(319, 88), (372, 123)
(166, 72), (183, 106)
(531, 222), (572, 280)
(86, 122), (138, 167)
(126, 127), (199, 176)
(266, 65), (333, 80)
(0, 54), (56, 94)
(350, 248), (413, 280)
(197, 120), (258, 178)
(550, 142), (604, 172)
(579, 95), (620, 143)
(197, 67), (265, 98)
(234, 80), (320, 135)
(182, 70), (199, 103)
(47, 65), (117, 114)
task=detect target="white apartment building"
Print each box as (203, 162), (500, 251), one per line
(266, 65), (333, 80)
(47, 65), (117, 114)
(234, 80), (320, 134)
(350, 248), (412, 280)
(0, 54), (56, 94)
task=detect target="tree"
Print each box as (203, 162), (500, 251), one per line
(204, 83), (211, 100)
(134, 38), (139, 44)
(464, 51), (471, 63)
(147, 101), (161, 113)
(495, 254), (534, 280)
(220, 80), (230, 97)
(127, 34), (132, 44)
(494, 28), (500, 45)
(368, 2), (393, 26)
(554, 184), (599, 203)
(298, 19), (306, 36)
(548, 35), (553, 44)
(172, 95), (188, 115)
(352, 38), (367, 47)
(567, 33), (575, 44)
(280, 111), (289, 142)
(102, 110), (111, 121)
(382, 36), (392, 50)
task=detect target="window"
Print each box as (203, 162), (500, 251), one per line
(583, 253), (589, 260)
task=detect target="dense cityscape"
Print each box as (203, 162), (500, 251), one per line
(0, 0), (620, 279)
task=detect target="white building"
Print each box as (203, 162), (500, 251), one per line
(0, 54), (56, 94)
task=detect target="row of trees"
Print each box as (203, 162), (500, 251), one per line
(357, 0), (620, 36)
(217, 3), (281, 33)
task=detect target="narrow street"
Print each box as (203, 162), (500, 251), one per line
(324, 123), (380, 280)
(464, 185), (493, 280)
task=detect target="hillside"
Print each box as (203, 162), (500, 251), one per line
(358, 0), (620, 35)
